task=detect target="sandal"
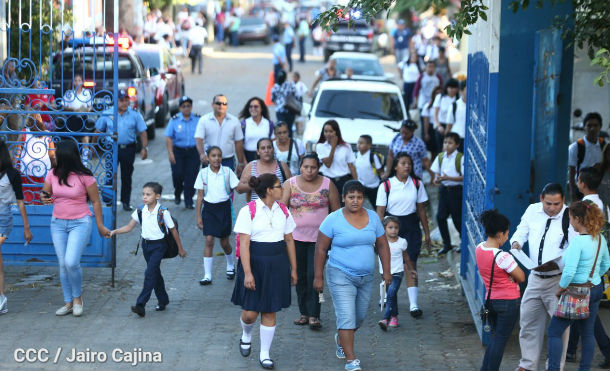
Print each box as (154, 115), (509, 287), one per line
(309, 317), (321, 329)
(293, 315), (308, 325)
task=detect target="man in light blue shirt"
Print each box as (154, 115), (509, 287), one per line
(165, 96), (200, 209)
(281, 22), (295, 72)
(95, 89), (148, 211)
(272, 34), (287, 76)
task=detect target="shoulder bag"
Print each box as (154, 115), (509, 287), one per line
(480, 251), (501, 332)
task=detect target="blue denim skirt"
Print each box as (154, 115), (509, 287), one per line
(0, 204), (13, 238)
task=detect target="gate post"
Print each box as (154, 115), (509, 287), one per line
(460, 0), (574, 343)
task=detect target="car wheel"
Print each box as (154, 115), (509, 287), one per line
(155, 94), (169, 128)
(263, 36), (271, 45)
(145, 108), (156, 140)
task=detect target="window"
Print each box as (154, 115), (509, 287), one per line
(315, 90), (403, 121)
(53, 54), (137, 80)
(334, 58), (384, 76)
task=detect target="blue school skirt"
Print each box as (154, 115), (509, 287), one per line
(202, 199), (232, 238)
(231, 240), (291, 313)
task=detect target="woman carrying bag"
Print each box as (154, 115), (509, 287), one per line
(546, 200), (610, 371)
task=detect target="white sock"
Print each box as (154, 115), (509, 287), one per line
(240, 317), (254, 344)
(225, 253), (234, 271)
(259, 324), (276, 361)
(203, 257), (213, 279)
(407, 287), (419, 310)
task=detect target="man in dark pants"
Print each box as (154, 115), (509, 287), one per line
(282, 21), (295, 72)
(165, 96), (200, 209)
(95, 89), (148, 211)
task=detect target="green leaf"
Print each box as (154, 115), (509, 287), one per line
(479, 10), (488, 21)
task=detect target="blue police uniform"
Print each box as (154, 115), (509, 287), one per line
(165, 111), (200, 208)
(95, 106), (147, 207)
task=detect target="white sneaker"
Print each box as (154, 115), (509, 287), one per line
(55, 305), (73, 316)
(0, 295), (7, 314)
(73, 302), (83, 317)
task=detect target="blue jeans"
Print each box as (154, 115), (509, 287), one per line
(50, 216), (92, 303)
(480, 298), (521, 371)
(136, 239), (169, 307)
(383, 272), (403, 319)
(547, 283), (604, 371)
(567, 314), (610, 360)
(326, 264), (373, 330)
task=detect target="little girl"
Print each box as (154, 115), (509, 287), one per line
(195, 146), (240, 285)
(378, 216), (412, 330)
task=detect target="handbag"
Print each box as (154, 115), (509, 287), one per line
(479, 251), (501, 332)
(555, 237), (602, 319)
(284, 92), (302, 114)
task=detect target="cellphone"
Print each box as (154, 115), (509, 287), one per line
(40, 190), (50, 198)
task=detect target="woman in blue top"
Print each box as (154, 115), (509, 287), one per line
(314, 180), (392, 371)
(546, 200), (610, 371)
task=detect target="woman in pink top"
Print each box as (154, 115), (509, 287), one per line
(281, 152), (340, 329)
(41, 141), (110, 317)
(476, 210), (525, 371)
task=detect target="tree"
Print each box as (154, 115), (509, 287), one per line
(317, 0), (610, 85)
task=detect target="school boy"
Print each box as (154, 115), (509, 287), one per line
(355, 134), (383, 206)
(111, 182), (186, 317)
(430, 132), (464, 255)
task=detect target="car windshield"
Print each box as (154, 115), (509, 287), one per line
(241, 18), (263, 26)
(53, 54), (137, 80)
(315, 90), (403, 121)
(334, 58), (384, 76)
(135, 50), (161, 69)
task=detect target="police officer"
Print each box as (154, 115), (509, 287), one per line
(95, 89), (148, 211)
(165, 96), (200, 209)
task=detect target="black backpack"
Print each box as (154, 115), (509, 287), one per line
(136, 205), (180, 259)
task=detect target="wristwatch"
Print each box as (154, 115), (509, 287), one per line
(143, 146), (149, 151)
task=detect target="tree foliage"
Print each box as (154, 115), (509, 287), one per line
(317, 0), (609, 85)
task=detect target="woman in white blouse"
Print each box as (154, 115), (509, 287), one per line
(238, 97), (275, 163)
(316, 120), (357, 204)
(231, 173), (297, 370)
(376, 152), (431, 319)
(61, 74), (93, 144)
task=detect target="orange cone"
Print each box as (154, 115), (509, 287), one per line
(265, 70), (275, 106)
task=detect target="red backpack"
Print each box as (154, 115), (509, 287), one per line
(235, 201), (290, 258)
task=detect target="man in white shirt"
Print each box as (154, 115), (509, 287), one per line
(511, 183), (576, 371)
(281, 22), (295, 72)
(568, 112), (606, 200)
(188, 17), (208, 74)
(194, 94), (246, 175)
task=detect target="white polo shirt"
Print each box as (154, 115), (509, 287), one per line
(568, 137), (604, 175)
(243, 117), (274, 152)
(194, 112), (244, 158)
(234, 199), (296, 242)
(430, 151), (464, 186)
(376, 176), (428, 216)
(131, 203), (175, 240)
(447, 98), (466, 139)
(194, 166), (239, 203)
(316, 142), (355, 178)
(355, 150), (382, 188)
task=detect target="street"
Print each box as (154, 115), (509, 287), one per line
(0, 42), (605, 371)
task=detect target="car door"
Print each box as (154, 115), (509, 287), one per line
(162, 50), (177, 100)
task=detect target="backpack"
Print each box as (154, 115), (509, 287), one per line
(559, 210), (570, 250)
(369, 151), (384, 179)
(136, 205), (180, 259)
(437, 151), (463, 176)
(235, 201), (289, 259)
(382, 177), (420, 205)
(576, 137), (607, 174)
(240, 118), (275, 138)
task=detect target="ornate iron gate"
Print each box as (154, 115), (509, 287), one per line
(0, 0), (119, 283)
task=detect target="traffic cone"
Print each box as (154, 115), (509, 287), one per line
(265, 70), (275, 106)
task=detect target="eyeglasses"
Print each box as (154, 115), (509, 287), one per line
(249, 105), (261, 109)
(214, 101), (228, 106)
(272, 185), (282, 189)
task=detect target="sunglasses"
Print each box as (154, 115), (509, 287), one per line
(249, 105), (261, 109)
(214, 101), (228, 106)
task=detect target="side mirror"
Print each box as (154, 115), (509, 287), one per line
(148, 67), (159, 77)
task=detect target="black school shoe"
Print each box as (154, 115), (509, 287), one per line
(227, 269), (235, 280)
(410, 308), (423, 318)
(437, 246), (453, 256)
(239, 339), (251, 357)
(131, 304), (145, 317)
(155, 303), (168, 311)
(259, 358), (274, 369)
(200, 278), (212, 285)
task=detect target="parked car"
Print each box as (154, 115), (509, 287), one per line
(323, 19), (374, 62)
(236, 17), (271, 44)
(330, 52), (393, 81)
(133, 44), (185, 128)
(51, 37), (158, 139)
(303, 79), (407, 154)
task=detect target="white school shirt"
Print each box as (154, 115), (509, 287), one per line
(294, 81), (308, 99)
(194, 112), (244, 158)
(398, 61), (420, 83)
(583, 194), (610, 217)
(568, 137), (604, 177)
(430, 151), (464, 186)
(131, 203), (175, 240)
(355, 150), (382, 188)
(194, 166), (239, 203)
(447, 98), (466, 138)
(378, 237), (408, 274)
(510, 203), (577, 276)
(234, 199), (297, 242)
(316, 142), (355, 178)
(244, 117), (274, 152)
(376, 176), (428, 216)
(437, 95), (457, 125)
